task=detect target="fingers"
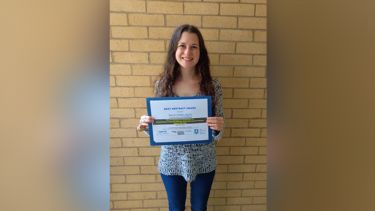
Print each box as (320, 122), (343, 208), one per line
(206, 117), (224, 131)
(137, 115), (154, 131)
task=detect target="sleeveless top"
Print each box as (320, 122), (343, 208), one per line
(154, 79), (224, 182)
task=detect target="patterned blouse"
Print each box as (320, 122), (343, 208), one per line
(151, 78), (224, 182)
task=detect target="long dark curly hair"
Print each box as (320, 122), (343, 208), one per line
(157, 24), (216, 114)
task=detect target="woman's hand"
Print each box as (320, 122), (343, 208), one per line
(206, 117), (224, 131)
(137, 115), (154, 132)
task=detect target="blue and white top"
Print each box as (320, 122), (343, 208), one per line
(150, 79), (224, 182)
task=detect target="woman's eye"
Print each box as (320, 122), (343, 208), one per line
(178, 44), (185, 48)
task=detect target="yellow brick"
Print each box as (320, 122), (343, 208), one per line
(211, 181), (227, 189)
(113, 200), (143, 208)
(111, 108), (135, 118)
(242, 189), (266, 197)
(259, 146), (266, 155)
(110, 0), (145, 12)
(214, 190), (242, 197)
(206, 41), (235, 53)
(132, 64), (163, 76)
(256, 164), (267, 172)
(149, 27), (175, 39)
(203, 16), (237, 28)
(205, 0), (238, 2)
(211, 66), (233, 77)
(233, 89), (264, 98)
(143, 199), (168, 208)
(230, 147), (258, 155)
(109, 39), (129, 51)
(216, 147), (230, 156)
(150, 52), (166, 64)
(220, 54), (252, 65)
(227, 197), (252, 205)
(216, 138), (246, 146)
(130, 40), (165, 52)
(147, 1), (183, 14)
(225, 119), (248, 128)
(110, 87), (134, 97)
(261, 128), (267, 137)
(210, 53), (220, 65)
(128, 14), (164, 26)
(111, 26), (148, 39)
(220, 3), (255, 16)
(200, 29), (219, 40)
(227, 181), (254, 189)
(220, 78), (249, 88)
(166, 15), (202, 27)
(228, 164), (256, 172)
(111, 119), (120, 128)
(118, 98), (146, 108)
(237, 42), (267, 54)
(243, 172), (266, 180)
(241, 0), (266, 3)
(239, 17), (266, 29)
(127, 175), (156, 183)
(254, 180), (266, 188)
(141, 183), (165, 191)
(135, 108), (148, 117)
(111, 166), (140, 175)
(220, 29), (253, 41)
(122, 138), (150, 147)
(110, 138), (122, 148)
(250, 78), (266, 88)
(139, 147), (160, 156)
(184, 3), (219, 15)
(207, 197), (226, 205)
(132, 208), (159, 211)
(254, 30), (267, 42)
(253, 55), (266, 65)
(111, 148), (138, 156)
(232, 128), (260, 137)
(234, 66), (265, 77)
(215, 173), (243, 181)
(253, 196), (266, 204)
(124, 157), (155, 165)
(141, 166), (159, 174)
(112, 183), (142, 192)
(111, 128), (137, 137)
(255, 4), (267, 16)
(110, 98), (118, 108)
(110, 157), (124, 166)
(217, 155), (244, 164)
(110, 64), (132, 75)
(241, 205), (267, 211)
(245, 137), (266, 146)
(120, 118), (138, 128)
(249, 99), (266, 108)
(116, 76), (150, 86)
(110, 13), (127, 25)
(213, 206), (241, 211)
(110, 192), (127, 200)
(244, 155), (266, 163)
(127, 192), (157, 200)
(112, 52), (148, 63)
(250, 119), (266, 127)
(222, 88), (233, 98)
(223, 99), (248, 108)
(110, 76), (116, 86)
(134, 87), (154, 97)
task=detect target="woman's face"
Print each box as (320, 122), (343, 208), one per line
(175, 32), (200, 71)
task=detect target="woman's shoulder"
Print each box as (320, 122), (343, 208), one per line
(211, 78), (222, 89)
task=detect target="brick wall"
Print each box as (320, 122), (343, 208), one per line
(110, 0), (267, 210)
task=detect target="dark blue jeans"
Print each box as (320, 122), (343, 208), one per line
(161, 171), (215, 211)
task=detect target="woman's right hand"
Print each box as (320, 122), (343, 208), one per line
(137, 115), (154, 132)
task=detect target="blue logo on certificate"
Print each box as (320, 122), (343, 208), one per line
(194, 129), (199, 134)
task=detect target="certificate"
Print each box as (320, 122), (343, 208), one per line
(146, 96), (213, 145)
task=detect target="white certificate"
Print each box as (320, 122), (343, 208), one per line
(146, 96), (213, 145)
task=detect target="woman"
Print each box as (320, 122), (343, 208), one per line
(137, 24), (224, 211)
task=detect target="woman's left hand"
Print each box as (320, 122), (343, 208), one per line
(206, 117), (224, 131)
